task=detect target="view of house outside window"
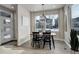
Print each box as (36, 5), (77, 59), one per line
(35, 14), (59, 32)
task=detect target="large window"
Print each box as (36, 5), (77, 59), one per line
(35, 16), (42, 32)
(35, 14), (59, 32)
(71, 5), (79, 31)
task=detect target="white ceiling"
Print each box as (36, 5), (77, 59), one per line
(0, 4), (65, 12)
(22, 4), (65, 12)
(0, 4), (16, 11)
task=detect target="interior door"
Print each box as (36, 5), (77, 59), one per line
(1, 16), (13, 44)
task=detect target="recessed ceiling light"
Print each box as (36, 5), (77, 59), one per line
(11, 5), (14, 9)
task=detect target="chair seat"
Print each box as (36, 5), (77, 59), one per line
(33, 39), (41, 41)
(44, 40), (51, 42)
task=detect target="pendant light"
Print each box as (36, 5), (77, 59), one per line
(40, 4), (47, 32)
(40, 4), (47, 21)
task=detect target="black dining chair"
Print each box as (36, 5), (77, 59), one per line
(32, 32), (41, 48)
(70, 30), (78, 51)
(43, 32), (51, 50)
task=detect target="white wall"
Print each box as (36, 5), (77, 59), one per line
(16, 5), (30, 46)
(64, 5), (71, 48)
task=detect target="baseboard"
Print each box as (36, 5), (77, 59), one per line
(54, 38), (64, 41)
(17, 38), (30, 46)
(1, 40), (17, 45)
(64, 40), (71, 48)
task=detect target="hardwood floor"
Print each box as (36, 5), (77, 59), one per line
(0, 40), (79, 54)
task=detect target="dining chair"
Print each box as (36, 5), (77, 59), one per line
(43, 32), (51, 50)
(32, 32), (41, 48)
(70, 29), (78, 52)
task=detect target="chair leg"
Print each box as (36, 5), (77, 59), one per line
(33, 41), (35, 48)
(43, 41), (45, 48)
(52, 37), (55, 49)
(31, 41), (34, 47)
(49, 41), (51, 50)
(38, 41), (40, 48)
(34, 41), (37, 48)
(32, 41), (34, 47)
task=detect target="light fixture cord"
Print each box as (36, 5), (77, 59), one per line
(42, 4), (45, 16)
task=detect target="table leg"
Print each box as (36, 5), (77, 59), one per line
(51, 36), (55, 49)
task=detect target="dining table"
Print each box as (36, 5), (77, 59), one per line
(30, 32), (56, 49)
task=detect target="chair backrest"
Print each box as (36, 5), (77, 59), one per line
(43, 32), (51, 41)
(32, 32), (39, 40)
(70, 29), (74, 39)
(70, 29), (78, 40)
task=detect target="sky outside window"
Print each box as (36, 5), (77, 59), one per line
(72, 4), (79, 18)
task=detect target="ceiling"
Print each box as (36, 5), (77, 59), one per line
(22, 4), (65, 12)
(0, 4), (65, 12)
(0, 4), (16, 11)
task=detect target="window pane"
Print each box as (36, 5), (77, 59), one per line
(35, 16), (40, 20)
(46, 15), (50, 18)
(45, 14), (58, 31)
(35, 14), (59, 32)
(35, 16), (42, 32)
(71, 5), (79, 31)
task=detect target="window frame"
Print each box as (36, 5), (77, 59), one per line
(35, 14), (59, 32)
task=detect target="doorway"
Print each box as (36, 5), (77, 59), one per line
(0, 7), (17, 46)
